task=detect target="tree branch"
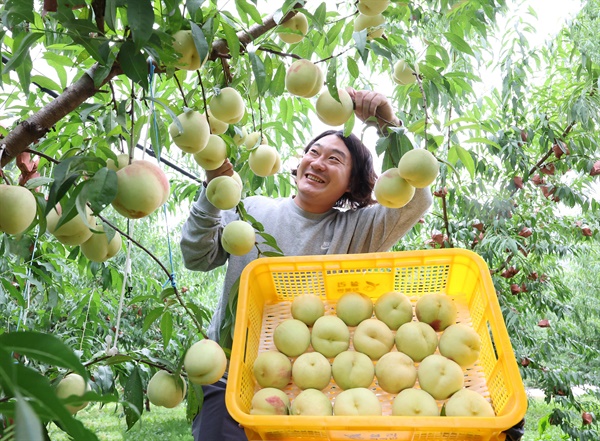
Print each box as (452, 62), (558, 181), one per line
(0, 3), (304, 169)
(1, 63), (123, 168)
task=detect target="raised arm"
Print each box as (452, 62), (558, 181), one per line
(347, 88), (401, 133)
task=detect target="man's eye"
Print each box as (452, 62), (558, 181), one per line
(330, 156), (341, 163)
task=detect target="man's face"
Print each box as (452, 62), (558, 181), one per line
(294, 134), (353, 213)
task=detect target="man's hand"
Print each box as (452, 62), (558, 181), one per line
(205, 158), (234, 184)
(346, 88), (400, 132)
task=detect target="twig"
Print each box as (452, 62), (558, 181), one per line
(316, 46), (354, 64)
(196, 70), (210, 121)
(84, 353), (184, 375)
(257, 46), (302, 60)
(25, 148), (60, 164)
(415, 73), (429, 146)
(220, 57), (233, 85)
(440, 193), (453, 248)
(173, 74), (188, 108)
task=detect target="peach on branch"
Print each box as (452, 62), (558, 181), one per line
(172, 30), (208, 71)
(106, 153), (130, 171)
(193, 135), (228, 171)
(209, 87), (245, 124)
(207, 109), (229, 135)
(206, 175), (242, 210)
(80, 224), (122, 262)
(146, 370), (187, 409)
(315, 89), (354, 127)
(0, 184), (37, 235)
(111, 160), (170, 219)
(183, 339), (228, 385)
(393, 59), (417, 85)
(244, 131), (263, 149)
(397, 149), (439, 188)
(353, 13), (385, 40)
(248, 144), (281, 177)
(47, 205), (95, 246)
(285, 59), (323, 98)
(169, 110), (210, 154)
(55, 373), (90, 414)
(277, 12), (309, 44)
(358, 0), (390, 16)
(221, 220), (255, 256)
(373, 168), (416, 208)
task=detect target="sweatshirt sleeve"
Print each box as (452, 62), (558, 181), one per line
(347, 187), (434, 253)
(179, 189), (238, 272)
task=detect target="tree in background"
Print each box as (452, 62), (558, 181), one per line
(0, 0), (598, 439)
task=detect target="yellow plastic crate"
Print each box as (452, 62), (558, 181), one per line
(225, 249), (527, 441)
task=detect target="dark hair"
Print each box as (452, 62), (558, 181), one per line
(292, 130), (377, 210)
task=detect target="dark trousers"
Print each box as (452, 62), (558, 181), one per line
(192, 380), (248, 441)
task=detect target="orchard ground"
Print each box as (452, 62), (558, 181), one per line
(46, 392), (598, 441)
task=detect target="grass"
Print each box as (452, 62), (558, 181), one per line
(523, 398), (566, 441)
(47, 403), (193, 441)
(46, 397), (573, 441)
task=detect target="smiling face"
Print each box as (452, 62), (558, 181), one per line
(294, 134), (353, 213)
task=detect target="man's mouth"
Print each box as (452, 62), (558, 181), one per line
(305, 174), (325, 183)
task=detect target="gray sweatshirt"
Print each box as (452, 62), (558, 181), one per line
(180, 188), (433, 345)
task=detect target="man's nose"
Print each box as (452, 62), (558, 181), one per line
(312, 156), (326, 170)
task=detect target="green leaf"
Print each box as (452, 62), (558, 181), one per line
(0, 349), (98, 440)
(0, 332), (87, 378)
(78, 167), (118, 214)
(117, 40), (149, 90)
(1, 278), (26, 307)
(352, 31), (368, 63)
(248, 50), (267, 94)
(325, 58), (339, 102)
(161, 311), (173, 348)
(143, 307), (164, 332)
(5, 0), (35, 27)
(235, 0), (263, 24)
(31, 75), (61, 93)
(443, 32), (475, 57)
(160, 287), (176, 300)
(450, 145), (475, 179)
(105, 0), (118, 32)
(127, 0), (155, 48)
(187, 0), (206, 18)
(343, 112), (355, 137)
(221, 20), (240, 60)
(3, 32), (43, 74)
(190, 21), (209, 68)
(256, 232), (283, 254)
(346, 57), (359, 80)
(123, 366), (143, 430)
(186, 382), (204, 423)
(15, 392), (45, 441)
(270, 63), (286, 96)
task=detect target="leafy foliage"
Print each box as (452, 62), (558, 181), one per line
(0, 0), (599, 439)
